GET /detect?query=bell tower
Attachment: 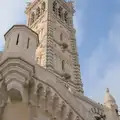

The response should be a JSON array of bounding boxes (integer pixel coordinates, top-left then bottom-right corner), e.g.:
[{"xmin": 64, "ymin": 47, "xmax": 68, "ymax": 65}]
[{"xmin": 25, "ymin": 0, "xmax": 84, "ymax": 94}]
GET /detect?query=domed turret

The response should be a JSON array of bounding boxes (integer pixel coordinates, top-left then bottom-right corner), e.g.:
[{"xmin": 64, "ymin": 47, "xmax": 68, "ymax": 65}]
[{"xmin": 104, "ymin": 88, "xmax": 118, "ymax": 110}]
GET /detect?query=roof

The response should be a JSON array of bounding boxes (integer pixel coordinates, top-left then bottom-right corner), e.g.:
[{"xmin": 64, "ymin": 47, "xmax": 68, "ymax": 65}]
[
  {"xmin": 4, "ymin": 25, "xmax": 39, "ymax": 46},
  {"xmin": 104, "ymin": 88, "xmax": 116, "ymax": 104}
]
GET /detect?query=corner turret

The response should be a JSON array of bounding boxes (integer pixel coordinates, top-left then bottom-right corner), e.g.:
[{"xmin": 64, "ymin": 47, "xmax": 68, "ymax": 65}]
[
  {"xmin": 2, "ymin": 25, "xmax": 39, "ymax": 64},
  {"xmin": 104, "ymin": 88, "xmax": 118, "ymax": 110}
]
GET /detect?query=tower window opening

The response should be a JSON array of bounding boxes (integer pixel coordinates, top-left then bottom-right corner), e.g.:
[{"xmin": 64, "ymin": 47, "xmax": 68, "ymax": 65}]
[
  {"xmin": 53, "ymin": 1, "xmax": 57, "ymax": 14},
  {"xmin": 42, "ymin": 2, "xmax": 46, "ymax": 13},
  {"xmin": 36, "ymin": 7, "xmax": 40, "ymax": 19},
  {"xmin": 31, "ymin": 12, "xmax": 35, "ymax": 24},
  {"xmin": 27, "ymin": 38, "xmax": 30, "ymax": 49},
  {"xmin": 16, "ymin": 34, "xmax": 19, "ymax": 45},
  {"xmin": 62, "ymin": 60, "xmax": 65, "ymax": 71},
  {"xmin": 58, "ymin": 7, "xmax": 63, "ymax": 19},
  {"xmin": 64, "ymin": 11, "xmax": 68, "ymax": 23}
]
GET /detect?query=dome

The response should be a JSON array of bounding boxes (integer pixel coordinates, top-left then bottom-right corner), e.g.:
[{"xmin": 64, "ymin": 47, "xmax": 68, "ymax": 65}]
[{"xmin": 104, "ymin": 88, "xmax": 116, "ymax": 105}]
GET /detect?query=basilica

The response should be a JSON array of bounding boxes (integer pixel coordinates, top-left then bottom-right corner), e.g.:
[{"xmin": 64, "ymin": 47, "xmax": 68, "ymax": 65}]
[{"xmin": 0, "ymin": 0, "xmax": 119, "ymax": 120}]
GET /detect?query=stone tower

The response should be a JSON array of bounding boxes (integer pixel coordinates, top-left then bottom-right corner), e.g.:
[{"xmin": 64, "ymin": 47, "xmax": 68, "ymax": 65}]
[
  {"xmin": 25, "ymin": 0, "xmax": 84, "ymax": 94},
  {"xmin": 0, "ymin": 1, "xmax": 120, "ymax": 120}
]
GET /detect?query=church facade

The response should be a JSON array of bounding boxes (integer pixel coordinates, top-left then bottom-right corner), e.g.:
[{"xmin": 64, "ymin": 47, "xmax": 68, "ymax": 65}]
[{"xmin": 0, "ymin": 0, "xmax": 119, "ymax": 120}]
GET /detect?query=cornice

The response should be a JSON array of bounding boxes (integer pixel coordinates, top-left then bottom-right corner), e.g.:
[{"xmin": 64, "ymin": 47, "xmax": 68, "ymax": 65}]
[{"xmin": 0, "ymin": 58, "xmax": 35, "ymax": 74}]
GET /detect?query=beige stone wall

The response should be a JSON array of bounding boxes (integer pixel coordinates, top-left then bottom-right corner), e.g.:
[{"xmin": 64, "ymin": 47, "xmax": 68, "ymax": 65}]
[{"xmin": 3, "ymin": 103, "xmax": 30, "ymax": 120}]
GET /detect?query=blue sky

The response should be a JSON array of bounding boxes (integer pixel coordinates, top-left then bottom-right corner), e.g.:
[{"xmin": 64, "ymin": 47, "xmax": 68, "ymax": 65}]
[{"xmin": 0, "ymin": 0, "xmax": 120, "ymax": 106}]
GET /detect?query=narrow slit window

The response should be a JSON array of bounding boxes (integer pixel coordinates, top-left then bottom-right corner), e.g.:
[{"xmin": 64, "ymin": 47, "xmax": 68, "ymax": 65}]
[
  {"xmin": 16, "ymin": 34, "xmax": 19, "ymax": 45},
  {"xmin": 60, "ymin": 33, "xmax": 63, "ymax": 41},
  {"xmin": 62, "ymin": 60, "xmax": 65, "ymax": 71},
  {"xmin": 7, "ymin": 38, "xmax": 10, "ymax": 48},
  {"xmin": 27, "ymin": 38, "xmax": 30, "ymax": 49}
]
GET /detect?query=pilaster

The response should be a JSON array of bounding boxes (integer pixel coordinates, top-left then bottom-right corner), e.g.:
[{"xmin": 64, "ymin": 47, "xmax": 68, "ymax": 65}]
[
  {"xmin": 70, "ymin": 30, "xmax": 84, "ymax": 94},
  {"xmin": 46, "ymin": 12, "xmax": 54, "ymax": 71}
]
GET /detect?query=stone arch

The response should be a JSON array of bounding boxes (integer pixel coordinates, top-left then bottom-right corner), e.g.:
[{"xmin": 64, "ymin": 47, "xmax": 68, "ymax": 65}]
[
  {"xmin": 44, "ymin": 87, "xmax": 52, "ymax": 112},
  {"xmin": 52, "ymin": 93, "xmax": 59, "ymax": 112},
  {"xmin": 8, "ymin": 88, "xmax": 22, "ymax": 103},
  {"xmin": 75, "ymin": 116, "xmax": 81, "ymax": 120},
  {"xmin": 67, "ymin": 110, "xmax": 74, "ymax": 120},
  {"xmin": 60, "ymin": 101, "xmax": 67, "ymax": 119},
  {"xmin": 7, "ymin": 81, "xmax": 24, "ymax": 102},
  {"xmin": 36, "ymin": 83, "xmax": 44, "ymax": 103},
  {"xmin": 31, "ymin": 82, "xmax": 89, "ymax": 120}
]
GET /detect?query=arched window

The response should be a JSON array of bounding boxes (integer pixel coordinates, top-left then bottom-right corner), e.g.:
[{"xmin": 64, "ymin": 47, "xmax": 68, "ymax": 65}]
[
  {"xmin": 58, "ymin": 7, "xmax": 63, "ymax": 18},
  {"xmin": 64, "ymin": 11, "xmax": 68, "ymax": 23},
  {"xmin": 53, "ymin": 1, "xmax": 57, "ymax": 14},
  {"xmin": 41, "ymin": 2, "xmax": 46, "ymax": 13},
  {"xmin": 31, "ymin": 12, "xmax": 35, "ymax": 24},
  {"xmin": 60, "ymin": 33, "xmax": 63, "ymax": 41},
  {"xmin": 36, "ymin": 7, "xmax": 40, "ymax": 19},
  {"xmin": 62, "ymin": 60, "xmax": 65, "ymax": 71}
]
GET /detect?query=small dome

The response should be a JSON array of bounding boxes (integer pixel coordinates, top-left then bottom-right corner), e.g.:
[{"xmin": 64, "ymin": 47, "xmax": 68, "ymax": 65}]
[{"xmin": 104, "ymin": 88, "xmax": 116, "ymax": 105}]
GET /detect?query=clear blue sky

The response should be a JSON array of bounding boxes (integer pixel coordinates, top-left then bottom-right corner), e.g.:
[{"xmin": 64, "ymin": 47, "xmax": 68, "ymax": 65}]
[{"xmin": 0, "ymin": 0, "xmax": 120, "ymax": 106}]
